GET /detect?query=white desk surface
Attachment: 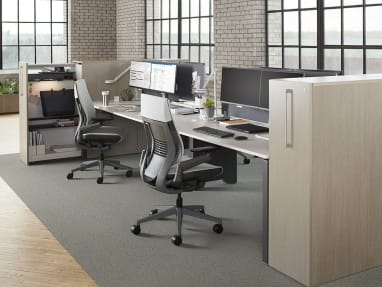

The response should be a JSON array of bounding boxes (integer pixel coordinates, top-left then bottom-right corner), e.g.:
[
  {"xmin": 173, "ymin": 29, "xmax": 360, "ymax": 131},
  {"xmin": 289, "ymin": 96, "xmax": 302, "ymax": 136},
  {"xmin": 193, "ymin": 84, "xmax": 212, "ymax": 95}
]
[{"xmin": 95, "ymin": 102, "xmax": 269, "ymax": 159}]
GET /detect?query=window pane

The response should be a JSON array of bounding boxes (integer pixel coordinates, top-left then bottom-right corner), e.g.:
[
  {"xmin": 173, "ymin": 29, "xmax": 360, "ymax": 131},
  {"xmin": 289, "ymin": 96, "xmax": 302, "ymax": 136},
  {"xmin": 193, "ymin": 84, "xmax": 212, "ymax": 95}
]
[
  {"xmin": 191, "ymin": 0, "xmax": 199, "ymax": 17},
  {"xmin": 344, "ymin": 8, "xmax": 363, "ymax": 45},
  {"xmin": 147, "ymin": 0, "xmax": 153, "ymax": 19},
  {"xmin": 366, "ymin": 6, "xmax": 382, "ymax": 45},
  {"xmin": 200, "ymin": 18, "xmax": 210, "ymax": 43},
  {"xmin": 2, "ymin": 0, "xmax": 18, "ymax": 22},
  {"xmin": 154, "ymin": 21, "xmax": 161, "ymax": 44},
  {"xmin": 20, "ymin": 46, "xmax": 35, "ymax": 64},
  {"xmin": 366, "ymin": 0, "xmax": 382, "ymax": 3},
  {"xmin": 19, "ymin": 0, "xmax": 35, "ymax": 22},
  {"xmin": 36, "ymin": 46, "xmax": 51, "ymax": 64},
  {"xmin": 147, "ymin": 22, "xmax": 153, "ymax": 44},
  {"xmin": 162, "ymin": 45, "xmax": 169, "ymax": 58},
  {"xmin": 3, "ymin": 46, "xmax": 18, "ymax": 69},
  {"xmin": 367, "ymin": 50, "xmax": 382, "ymax": 73},
  {"xmin": 181, "ymin": 46, "xmax": 189, "ymax": 59},
  {"xmin": 301, "ymin": 48, "xmax": 317, "ymax": 69},
  {"xmin": 182, "ymin": 19, "xmax": 189, "ymax": 43},
  {"xmin": 200, "ymin": 46, "xmax": 210, "ymax": 74},
  {"xmin": 301, "ymin": 0, "xmax": 316, "ymax": 8},
  {"xmin": 154, "ymin": 0, "xmax": 161, "ymax": 19},
  {"xmin": 324, "ymin": 0, "xmax": 341, "ymax": 7},
  {"xmin": 154, "ymin": 46, "xmax": 161, "ymax": 58},
  {"xmin": 170, "ymin": 45, "xmax": 178, "ymax": 59},
  {"xmin": 36, "ymin": 0, "xmax": 51, "ymax": 22},
  {"xmin": 211, "ymin": 18, "xmax": 214, "ymax": 44},
  {"xmin": 52, "ymin": 0, "xmax": 66, "ymax": 22},
  {"xmin": 284, "ymin": 0, "xmax": 298, "ymax": 9},
  {"xmin": 2, "ymin": 23, "xmax": 18, "ymax": 45},
  {"xmin": 284, "ymin": 12, "xmax": 299, "ymax": 45},
  {"xmin": 344, "ymin": 49, "xmax": 363, "ymax": 75},
  {"xmin": 162, "ymin": 0, "xmax": 169, "ymax": 18},
  {"xmin": 146, "ymin": 45, "xmax": 154, "ymax": 59},
  {"xmin": 325, "ymin": 9, "xmax": 341, "ymax": 45},
  {"xmin": 190, "ymin": 18, "xmax": 199, "ymax": 43},
  {"xmin": 201, "ymin": 0, "xmax": 210, "ymax": 16},
  {"xmin": 170, "ymin": 0, "xmax": 178, "ymax": 18},
  {"xmin": 162, "ymin": 20, "xmax": 169, "ymax": 44},
  {"xmin": 182, "ymin": 0, "xmax": 189, "ymax": 17},
  {"xmin": 36, "ymin": 23, "xmax": 51, "ymax": 45},
  {"xmin": 284, "ymin": 48, "xmax": 299, "ymax": 69},
  {"xmin": 324, "ymin": 49, "xmax": 341, "ymax": 71},
  {"xmin": 19, "ymin": 23, "xmax": 35, "ymax": 45},
  {"xmin": 268, "ymin": 0, "xmax": 281, "ymax": 11},
  {"xmin": 210, "ymin": 46, "xmax": 214, "ymax": 73},
  {"xmin": 190, "ymin": 46, "xmax": 199, "ymax": 62},
  {"xmin": 268, "ymin": 12, "xmax": 282, "ymax": 45},
  {"xmin": 301, "ymin": 10, "xmax": 317, "ymax": 46},
  {"xmin": 52, "ymin": 23, "xmax": 66, "ymax": 45},
  {"xmin": 343, "ymin": 0, "xmax": 362, "ymax": 5},
  {"xmin": 268, "ymin": 47, "xmax": 282, "ymax": 68},
  {"xmin": 52, "ymin": 46, "xmax": 67, "ymax": 63},
  {"xmin": 170, "ymin": 20, "xmax": 178, "ymax": 44}
]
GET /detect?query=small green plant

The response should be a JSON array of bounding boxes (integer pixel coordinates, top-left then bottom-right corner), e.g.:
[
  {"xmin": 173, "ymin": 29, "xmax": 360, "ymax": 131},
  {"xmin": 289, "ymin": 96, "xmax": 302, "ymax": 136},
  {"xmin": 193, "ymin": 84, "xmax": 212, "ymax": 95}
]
[
  {"xmin": 0, "ymin": 80, "xmax": 18, "ymax": 96},
  {"xmin": 203, "ymin": 98, "xmax": 214, "ymax": 108}
]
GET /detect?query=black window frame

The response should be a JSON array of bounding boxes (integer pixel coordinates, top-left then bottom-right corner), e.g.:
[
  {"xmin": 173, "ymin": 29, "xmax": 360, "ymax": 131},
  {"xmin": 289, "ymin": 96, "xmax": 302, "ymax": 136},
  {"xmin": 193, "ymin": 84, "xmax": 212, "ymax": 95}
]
[
  {"xmin": 1, "ymin": 0, "xmax": 69, "ymax": 70},
  {"xmin": 145, "ymin": 0, "xmax": 214, "ymax": 74},
  {"xmin": 266, "ymin": 0, "xmax": 382, "ymax": 74}
]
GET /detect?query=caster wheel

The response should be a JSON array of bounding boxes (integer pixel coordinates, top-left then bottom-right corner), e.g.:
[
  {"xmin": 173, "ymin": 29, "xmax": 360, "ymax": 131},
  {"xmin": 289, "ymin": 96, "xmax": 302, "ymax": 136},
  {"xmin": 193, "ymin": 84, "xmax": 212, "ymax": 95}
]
[
  {"xmin": 67, "ymin": 173, "xmax": 73, "ymax": 180},
  {"xmin": 213, "ymin": 224, "xmax": 223, "ymax": 234},
  {"xmin": 126, "ymin": 170, "xmax": 133, "ymax": 177},
  {"xmin": 197, "ymin": 181, "xmax": 206, "ymax": 189},
  {"xmin": 243, "ymin": 158, "xmax": 251, "ymax": 165},
  {"xmin": 199, "ymin": 209, "xmax": 205, "ymax": 214},
  {"xmin": 130, "ymin": 225, "xmax": 141, "ymax": 235},
  {"xmin": 171, "ymin": 235, "xmax": 182, "ymax": 246},
  {"xmin": 149, "ymin": 209, "xmax": 158, "ymax": 215},
  {"xmin": 114, "ymin": 167, "xmax": 119, "ymax": 170},
  {"xmin": 97, "ymin": 177, "xmax": 103, "ymax": 184}
]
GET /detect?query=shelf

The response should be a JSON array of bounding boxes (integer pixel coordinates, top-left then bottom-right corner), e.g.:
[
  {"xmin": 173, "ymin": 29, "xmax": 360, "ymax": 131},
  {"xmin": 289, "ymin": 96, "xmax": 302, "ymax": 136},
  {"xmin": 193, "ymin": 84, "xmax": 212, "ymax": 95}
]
[{"xmin": 28, "ymin": 149, "xmax": 81, "ymax": 163}]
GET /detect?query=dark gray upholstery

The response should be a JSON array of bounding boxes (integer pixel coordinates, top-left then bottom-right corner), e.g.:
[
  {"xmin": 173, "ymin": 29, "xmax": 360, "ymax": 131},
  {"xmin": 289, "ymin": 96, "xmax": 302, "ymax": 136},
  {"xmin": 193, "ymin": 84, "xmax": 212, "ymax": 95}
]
[
  {"xmin": 131, "ymin": 93, "xmax": 224, "ymax": 245},
  {"xmin": 67, "ymin": 79, "xmax": 132, "ymax": 184}
]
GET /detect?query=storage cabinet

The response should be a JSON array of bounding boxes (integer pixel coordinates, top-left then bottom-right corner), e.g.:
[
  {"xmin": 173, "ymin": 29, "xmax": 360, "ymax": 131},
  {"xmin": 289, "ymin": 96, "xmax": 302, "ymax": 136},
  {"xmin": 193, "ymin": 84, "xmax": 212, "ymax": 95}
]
[
  {"xmin": 19, "ymin": 62, "xmax": 80, "ymax": 164},
  {"xmin": 269, "ymin": 76, "xmax": 382, "ymax": 286}
]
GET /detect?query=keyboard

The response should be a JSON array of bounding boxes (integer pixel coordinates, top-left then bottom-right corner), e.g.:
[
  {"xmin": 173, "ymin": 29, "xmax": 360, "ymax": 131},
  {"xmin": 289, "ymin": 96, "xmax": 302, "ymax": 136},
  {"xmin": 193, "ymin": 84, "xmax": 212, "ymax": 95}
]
[
  {"xmin": 226, "ymin": 123, "xmax": 268, "ymax": 134},
  {"xmin": 193, "ymin": 126, "xmax": 234, "ymax": 138}
]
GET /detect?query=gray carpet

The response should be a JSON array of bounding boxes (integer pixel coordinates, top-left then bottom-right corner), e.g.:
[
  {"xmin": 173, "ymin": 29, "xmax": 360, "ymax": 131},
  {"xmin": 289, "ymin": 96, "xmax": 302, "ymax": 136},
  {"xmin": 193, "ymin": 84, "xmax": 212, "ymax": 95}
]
[{"xmin": 0, "ymin": 153, "xmax": 382, "ymax": 287}]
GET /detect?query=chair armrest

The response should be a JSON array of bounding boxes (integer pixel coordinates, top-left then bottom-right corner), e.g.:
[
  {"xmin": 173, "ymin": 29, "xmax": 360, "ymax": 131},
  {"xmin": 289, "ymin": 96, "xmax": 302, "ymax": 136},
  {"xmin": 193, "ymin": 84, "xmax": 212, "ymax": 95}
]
[
  {"xmin": 190, "ymin": 146, "xmax": 218, "ymax": 153},
  {"xmin": 79, "ymin": 122, "xmax": 101, "ymax": 133}
]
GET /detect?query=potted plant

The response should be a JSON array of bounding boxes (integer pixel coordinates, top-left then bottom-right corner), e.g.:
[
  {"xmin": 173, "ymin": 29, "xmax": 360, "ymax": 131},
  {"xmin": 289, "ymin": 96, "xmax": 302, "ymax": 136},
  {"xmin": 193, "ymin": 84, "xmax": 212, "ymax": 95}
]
[
  {"xmin": 202, "ymin": 97, "xmax": 215, "ymax": 119},
  {"xmin": 0, "ymin": 80, "xmax": 19, "ymax": 114}
]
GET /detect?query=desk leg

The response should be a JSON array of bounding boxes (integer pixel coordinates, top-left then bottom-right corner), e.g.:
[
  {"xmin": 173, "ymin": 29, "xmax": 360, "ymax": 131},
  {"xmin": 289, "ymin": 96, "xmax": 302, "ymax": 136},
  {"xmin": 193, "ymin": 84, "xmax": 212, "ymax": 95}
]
[{"xmin": 262, "ymin": 158, "xmax": 269, "ymax": 263}]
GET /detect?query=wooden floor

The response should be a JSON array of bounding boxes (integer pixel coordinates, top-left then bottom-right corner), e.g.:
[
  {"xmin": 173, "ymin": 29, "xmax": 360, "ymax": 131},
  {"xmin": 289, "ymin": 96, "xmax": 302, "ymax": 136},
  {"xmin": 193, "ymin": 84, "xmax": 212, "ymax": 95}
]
[
  {"xmin": 0, "ymin": 176, "xmax": 99, "ymax": 287},
  {"xmin": 0, "ymin": 113, "xmax": 19, "ymax": 155}
]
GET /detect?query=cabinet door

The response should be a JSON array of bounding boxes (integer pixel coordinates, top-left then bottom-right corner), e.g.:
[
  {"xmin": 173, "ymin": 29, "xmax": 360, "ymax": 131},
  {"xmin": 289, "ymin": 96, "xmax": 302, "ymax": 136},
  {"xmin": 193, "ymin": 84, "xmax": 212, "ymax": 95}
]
[{"xmin": 268, "ymin": 80, "xmax": 312, "ymax": 286}]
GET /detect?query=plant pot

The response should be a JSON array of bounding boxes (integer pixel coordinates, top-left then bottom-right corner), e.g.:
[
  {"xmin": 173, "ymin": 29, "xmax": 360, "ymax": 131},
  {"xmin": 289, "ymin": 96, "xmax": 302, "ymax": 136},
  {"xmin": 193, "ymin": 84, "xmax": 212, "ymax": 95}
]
[
  {"xmin": 0, "ymin": 93, "xmax": 19, "ymax": 114},
  {"xmin": 205, "ymin": 107, "xmax": 214, "ymax": 118}
]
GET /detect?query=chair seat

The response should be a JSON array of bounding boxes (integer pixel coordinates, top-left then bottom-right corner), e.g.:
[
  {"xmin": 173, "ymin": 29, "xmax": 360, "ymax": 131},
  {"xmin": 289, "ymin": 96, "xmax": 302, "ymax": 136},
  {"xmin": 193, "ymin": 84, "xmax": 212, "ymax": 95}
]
[
  {"xmin": 168, "ymin": 156, "xmax": 223, "ymax": 184},
  {"xmin": 82, "ymin": 126, "xmax": 123, "ymax": 145}
]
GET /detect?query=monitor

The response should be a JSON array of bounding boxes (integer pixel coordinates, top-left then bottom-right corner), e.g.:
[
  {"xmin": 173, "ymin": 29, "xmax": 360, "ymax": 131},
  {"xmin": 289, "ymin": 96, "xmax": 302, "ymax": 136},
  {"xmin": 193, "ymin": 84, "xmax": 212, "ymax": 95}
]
[
  {"xmin": 150, "ymin": 62, "xmax": 177, "ymax": 94},
  {"xmin": 259, "ymin": 70, "xmax": 304, "ymax": 109},
  {"xmin": 129, "ymin": 61, "xmax": 152, "ymax": 89},
  {"xmin": 175, "ymin": 63, "xmax": 194, "ymax": 100},
  {"xmin": 40, "ymin": 89, "xmax": 75, "ymax": 117},
  {"xmin": 221, "ymin": 67, "xmax": 262, "ymax": 108}
]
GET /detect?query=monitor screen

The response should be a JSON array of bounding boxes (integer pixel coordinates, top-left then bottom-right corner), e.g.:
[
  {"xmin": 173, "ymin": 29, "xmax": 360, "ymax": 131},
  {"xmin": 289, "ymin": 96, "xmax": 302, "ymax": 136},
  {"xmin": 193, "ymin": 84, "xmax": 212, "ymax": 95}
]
[
  {"xmin": 221, "ymin": 67, "xmax": 262, "ymax": 108},
  {"xmin": 175, "ymin": 63, "xmax": 194, "ymax": 100},
  {"xmin": 259, "ymin": 70, "xmax": 304, "ymax": 109},
  {"xmin": 40, "ymin": 89, "xmax": 75, "ymax": 117},
  {"xmin": 150, "ymin": 62, "xmax": 177, "ymax": 94}
]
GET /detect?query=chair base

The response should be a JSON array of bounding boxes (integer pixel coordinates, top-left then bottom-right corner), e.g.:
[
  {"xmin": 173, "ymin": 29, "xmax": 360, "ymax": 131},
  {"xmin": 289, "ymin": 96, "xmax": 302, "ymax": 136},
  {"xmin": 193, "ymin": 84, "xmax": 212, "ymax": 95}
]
[
  {"xmin": 131, "ymin": 194, "xmax": 223, "ymax": 245},
  {"xmin": 67, "ymin": 151, "xmax": 133, "ymax": 183}
]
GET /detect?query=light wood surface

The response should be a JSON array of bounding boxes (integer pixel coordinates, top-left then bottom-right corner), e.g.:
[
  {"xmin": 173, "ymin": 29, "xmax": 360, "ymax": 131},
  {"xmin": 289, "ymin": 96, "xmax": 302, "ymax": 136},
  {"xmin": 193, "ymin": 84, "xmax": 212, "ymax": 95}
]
[
  {"xmin": 0, "ymin": 114, "xmax": 19, "ymax": 155},
  {"xmin": 95, "ymin": 102, "xmax": 270, "ymax": 159},
  {"xmin": 0, "ymin": 177, "xmax": 98, "ymax": 287},
  {"xmin": 269, "ymin": 81, "xmax": 312, "ymax": 286}
]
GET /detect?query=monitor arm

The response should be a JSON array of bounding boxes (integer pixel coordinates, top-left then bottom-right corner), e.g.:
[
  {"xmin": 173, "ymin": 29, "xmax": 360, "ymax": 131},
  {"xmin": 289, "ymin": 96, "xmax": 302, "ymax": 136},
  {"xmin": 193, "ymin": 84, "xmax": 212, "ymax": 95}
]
[{"xmin": 104, "ymin": 66, "xmax": 131, "ymax": 85}]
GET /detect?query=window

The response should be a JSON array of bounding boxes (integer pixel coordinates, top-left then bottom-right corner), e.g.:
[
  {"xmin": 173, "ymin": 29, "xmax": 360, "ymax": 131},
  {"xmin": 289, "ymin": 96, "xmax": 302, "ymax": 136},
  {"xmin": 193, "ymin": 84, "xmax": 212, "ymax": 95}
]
[
  {"xmin": 266, "ymin": 0, "xmax": 382, "ymax": 74},
  {"xmin": 2, "ymin": 0, "xmax": 68, "ymax": 69},
  {"xmin": 145, "ymin": 0, "xmax": 214, "ymax": 73}
]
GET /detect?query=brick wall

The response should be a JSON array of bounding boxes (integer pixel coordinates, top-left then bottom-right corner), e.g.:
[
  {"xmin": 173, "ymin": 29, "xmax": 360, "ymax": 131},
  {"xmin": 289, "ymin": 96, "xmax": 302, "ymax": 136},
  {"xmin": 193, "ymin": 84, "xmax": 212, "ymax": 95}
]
[
  {"xmin": 214, "ymin": 0, "xmax": 266, "ymax": 96},
  {"xmin": 70, "ymin": 0, "xmax": 117, "ymax": 61},
  {"xmin": 116, "ymin": 0, "xmax": 145, "ymax": 60}
]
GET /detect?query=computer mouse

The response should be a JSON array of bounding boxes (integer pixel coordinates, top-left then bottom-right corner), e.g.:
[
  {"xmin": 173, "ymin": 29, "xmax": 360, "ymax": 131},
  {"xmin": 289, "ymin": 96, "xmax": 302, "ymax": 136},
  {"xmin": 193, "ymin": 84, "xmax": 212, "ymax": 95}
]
[{"xmin": 234, "ymin": 135, "xmax": 248, "ymax": 141}]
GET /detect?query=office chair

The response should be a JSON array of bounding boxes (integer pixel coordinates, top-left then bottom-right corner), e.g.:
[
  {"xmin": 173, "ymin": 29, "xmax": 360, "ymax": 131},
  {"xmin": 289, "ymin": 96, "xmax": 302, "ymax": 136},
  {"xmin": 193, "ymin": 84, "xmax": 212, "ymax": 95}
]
[
  {"xmin": 130, "ymin": 93, "xmax": 223, "ymax": 246},
  {"xmin": 66, "ymin": 79, "xmax": 133, "ymax": 184}
]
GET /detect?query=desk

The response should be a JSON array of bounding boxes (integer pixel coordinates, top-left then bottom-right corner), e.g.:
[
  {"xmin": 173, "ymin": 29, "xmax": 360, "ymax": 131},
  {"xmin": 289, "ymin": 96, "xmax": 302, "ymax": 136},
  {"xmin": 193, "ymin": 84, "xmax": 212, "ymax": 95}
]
[{"xmin": 95, "ymin": 101, "xmax": 270, "ymax": 262}]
